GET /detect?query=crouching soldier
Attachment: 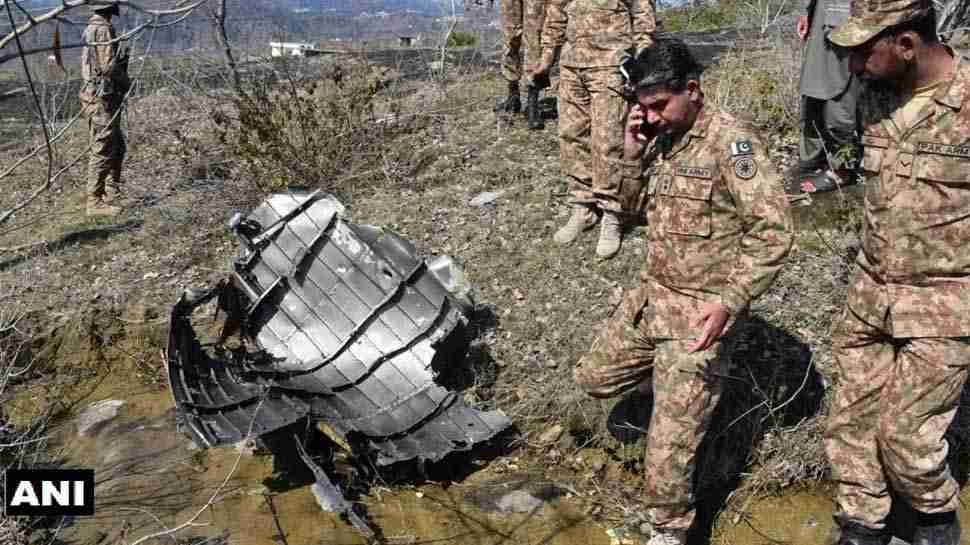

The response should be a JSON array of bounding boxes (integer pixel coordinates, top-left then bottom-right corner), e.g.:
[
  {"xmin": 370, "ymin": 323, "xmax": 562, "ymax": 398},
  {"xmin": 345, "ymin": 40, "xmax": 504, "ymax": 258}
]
[{"xmin": 572, "ymin": 37, "xmax": 794, "ymax": 545}]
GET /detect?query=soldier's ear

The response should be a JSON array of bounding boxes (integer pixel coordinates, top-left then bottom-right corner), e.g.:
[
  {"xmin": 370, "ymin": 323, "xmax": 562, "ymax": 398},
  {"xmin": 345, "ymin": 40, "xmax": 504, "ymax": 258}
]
[
  {"xmin": 686, "ymin": 79, "xmax": 701, "ymax": 102},
  {"xmin": 894, "ymin": 32, "xmax": 918, "ymax": 62}
]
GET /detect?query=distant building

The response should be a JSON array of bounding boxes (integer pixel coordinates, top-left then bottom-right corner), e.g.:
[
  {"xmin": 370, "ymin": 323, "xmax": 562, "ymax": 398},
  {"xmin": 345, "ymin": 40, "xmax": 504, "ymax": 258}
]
[
  {"xmin": 399, "ymin": 36, "xmax": 414, "ymax": 47},
  {"xmin": 269, "ymin": 42, "xmax": 318, "ymax": 57}
]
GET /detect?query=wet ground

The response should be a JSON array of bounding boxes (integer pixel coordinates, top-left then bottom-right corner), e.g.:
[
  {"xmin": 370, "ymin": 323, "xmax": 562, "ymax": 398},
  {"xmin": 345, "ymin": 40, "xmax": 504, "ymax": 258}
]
[{"xmin": 12, "ymin": 321, "xmax": 968, "ymax": 545}]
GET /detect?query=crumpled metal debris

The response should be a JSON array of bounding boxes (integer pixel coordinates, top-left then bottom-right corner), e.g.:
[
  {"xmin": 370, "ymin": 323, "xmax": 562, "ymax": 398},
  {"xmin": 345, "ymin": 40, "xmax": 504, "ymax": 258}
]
[{"xmin": 167, "ymin": 190, "xmax": 510, "ymax": 523}]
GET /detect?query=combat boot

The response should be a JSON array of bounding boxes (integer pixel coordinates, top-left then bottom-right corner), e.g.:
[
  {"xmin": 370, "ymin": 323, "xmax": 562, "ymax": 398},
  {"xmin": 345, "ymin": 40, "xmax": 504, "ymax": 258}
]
[
  {"xmin": 596, "ymin": 210, "xmax": 622, "ymax": 258},
  {"xmin": 494, "ymin": 81, "xmax": 521, "ymax": 114},
  {"xmin": 526, "ymin": 84, "xmax": 544, "ymax": 130},
  {"xmin": 553, "ymin": 205, "xmax": 598, "ymax": 244},
  {"xmin": 832, "ymin": 519, "xmax": 890, "ymax": 545},
  {"xmin": 912, "ymin": 511, "xmax": 960, "ymax": 545},
  {"xmin": 86, "ymin": 197, "xmax": 121, "ymax": 217}
]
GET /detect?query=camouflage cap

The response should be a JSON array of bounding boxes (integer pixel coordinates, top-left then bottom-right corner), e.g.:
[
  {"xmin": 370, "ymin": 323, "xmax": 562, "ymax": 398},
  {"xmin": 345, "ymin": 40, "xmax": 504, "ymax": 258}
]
[{"xmin": 829, "ymin": 0, "xmax": 932, "ymax": 48}]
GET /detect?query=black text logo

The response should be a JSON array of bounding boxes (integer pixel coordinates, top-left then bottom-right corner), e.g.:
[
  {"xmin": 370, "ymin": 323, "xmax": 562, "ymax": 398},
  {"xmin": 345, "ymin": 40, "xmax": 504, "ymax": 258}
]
[{"xmin": 4, "ymin": 469, "xmax": 94, "ymax": 516}]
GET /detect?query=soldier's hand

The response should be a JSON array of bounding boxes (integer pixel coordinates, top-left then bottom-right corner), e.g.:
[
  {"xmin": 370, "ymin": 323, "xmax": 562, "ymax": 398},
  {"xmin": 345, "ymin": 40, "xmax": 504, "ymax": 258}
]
[
  {"xmin": 796, "ymin": 16, "xmax": 809, "ymax": 41},
  {"xmin": 624, "ymin": 104, "xmax": 649, "ymax": 160},
  {"xmin": 688, "ymin": 302, "xmax": 730, "ymax": 353},
  {"xmin": 531, "ymin": 60, "xmax": 552, "ymax": 81}
]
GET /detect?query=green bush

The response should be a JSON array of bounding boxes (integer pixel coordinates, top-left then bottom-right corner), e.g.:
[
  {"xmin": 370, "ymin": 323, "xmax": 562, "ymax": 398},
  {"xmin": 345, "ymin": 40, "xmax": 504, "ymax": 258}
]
[
  {"xmin": 661, "ymin": 3, "xmax": 740, "ymax": 32},
  {"xmin": 706, "ymin": 35, "xmax": 801, "ymax": 134},
  {"xmin": 214, "ymin": 62, "xmax": 395, "ymax": 193},
  {"xmin": 447, "ymin": 31, "xmax": 477, "ymax": 48}
]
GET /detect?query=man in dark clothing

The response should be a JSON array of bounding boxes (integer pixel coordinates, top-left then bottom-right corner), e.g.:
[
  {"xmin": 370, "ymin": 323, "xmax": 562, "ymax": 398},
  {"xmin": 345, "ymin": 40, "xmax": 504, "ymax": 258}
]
[{"xmin": 792, "ymin": 0, "xmax": 862, "ymax": 195}]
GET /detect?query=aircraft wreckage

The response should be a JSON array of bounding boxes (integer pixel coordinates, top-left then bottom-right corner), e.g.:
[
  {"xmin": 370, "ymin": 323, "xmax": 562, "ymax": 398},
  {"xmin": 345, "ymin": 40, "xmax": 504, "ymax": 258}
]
[{"xmin": 167, "ymin": 190, "xmax": 510, "ymax": 533}]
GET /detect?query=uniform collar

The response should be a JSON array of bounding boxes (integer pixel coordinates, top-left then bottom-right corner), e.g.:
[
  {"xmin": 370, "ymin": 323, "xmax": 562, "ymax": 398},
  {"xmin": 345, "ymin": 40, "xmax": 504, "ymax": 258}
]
[
  {"xmin": 933, "ymin": 52, "xmax": 964, "ymax": 112},
  {"xmin": 687, "ymin": 102, "xmax": 713, "ymax": 139},
  {"xmin": 662, "ymin": 103, "xmax": 711, "ymax": 158}
]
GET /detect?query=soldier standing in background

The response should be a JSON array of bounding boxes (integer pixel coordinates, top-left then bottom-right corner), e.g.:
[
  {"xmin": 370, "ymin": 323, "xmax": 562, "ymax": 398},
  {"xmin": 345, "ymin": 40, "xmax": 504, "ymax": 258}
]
[
  {"xmin": 573, "ymin": 38, "xmax": 793, "ymax": 545},
  {"xmin": 531, "ymin": 0, "xmax": 655, "ymax": 258},
  {"xmin": 496, "ymin": 0, "xmax": 552, "ymax": 130},
  {"xmin": 790, "ymin": 0, "xmax": 862, "ymax": 196},
  {"xmin": 823, "ymin": 1, "xmax": 969, "ymax": 544},
  {"xmin": 80, "ymin": 3, "xmax": 130, "ymax": 217}
]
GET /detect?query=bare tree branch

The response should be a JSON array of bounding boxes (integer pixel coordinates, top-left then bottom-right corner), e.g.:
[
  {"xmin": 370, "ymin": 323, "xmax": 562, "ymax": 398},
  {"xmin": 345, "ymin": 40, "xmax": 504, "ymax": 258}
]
[
  {"xmin": 0, "ymin": 0, "xmax": 205, "ymax": 53},
  {"xmin": 207, "ymin": 0, "xmax": 241, "ymax": 93},
  {"xmin": 125, "ymin": 396, "xmax": 267, "ymax": 545},
  {"xmin": 3, "ymin": 0, "xmax": 55, "ymax": 232}
]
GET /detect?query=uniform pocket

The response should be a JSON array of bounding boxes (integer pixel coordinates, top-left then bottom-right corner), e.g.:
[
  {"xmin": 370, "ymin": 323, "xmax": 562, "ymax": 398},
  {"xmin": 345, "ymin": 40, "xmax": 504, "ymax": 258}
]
[
  {"xmin": 916, "ymin": 154, "xmax": 970, "ymax": 184},
  {"xmin": 661, "ymin": 176, "xmax": 714, "ymax": 237},
  {"xmin": 861, "ymin": 134, "xmax": 888, "ymax": 176}
]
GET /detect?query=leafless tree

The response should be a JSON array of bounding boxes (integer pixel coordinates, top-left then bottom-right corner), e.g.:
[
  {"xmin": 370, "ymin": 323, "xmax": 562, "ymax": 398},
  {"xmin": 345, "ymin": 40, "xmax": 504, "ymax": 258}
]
[{"xmin": 0, "ymin": 0, "xmax": 205, "ymax": 236}]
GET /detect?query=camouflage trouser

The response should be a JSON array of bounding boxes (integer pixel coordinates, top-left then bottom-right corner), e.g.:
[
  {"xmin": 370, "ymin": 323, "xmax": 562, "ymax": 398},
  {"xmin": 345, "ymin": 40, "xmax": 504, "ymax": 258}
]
[
  {"xmin": 558, "ymin": 65, "xmax": 627, "ymax": 212},
  {"xmin": 573, "ymin": 285, "xmax": 725, "ymax": 531},
  {"xmin": 824, "ymin": 303, "xmax": 970, "ymax": 531},
  {"xmin": 86, "ymin": 99, "xmax": 126, "ymax": 203},
  {"xmin": 500, "ymin": 0, "xmax": 549, "ymax": 86}
]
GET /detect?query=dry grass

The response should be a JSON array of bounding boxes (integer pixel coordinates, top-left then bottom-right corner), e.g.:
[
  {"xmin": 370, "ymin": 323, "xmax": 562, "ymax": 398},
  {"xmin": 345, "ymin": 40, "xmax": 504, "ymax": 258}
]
[{"xmin": 707, "ymin": 32, "xmax": 802, "ymax": 135}]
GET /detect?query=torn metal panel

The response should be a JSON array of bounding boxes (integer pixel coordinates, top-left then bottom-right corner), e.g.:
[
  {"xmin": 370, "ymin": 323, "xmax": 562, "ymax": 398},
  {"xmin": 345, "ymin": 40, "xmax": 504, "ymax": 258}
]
[{"xmin": 168, "ymin": 190, "xmax": 510, "ymax": 465}]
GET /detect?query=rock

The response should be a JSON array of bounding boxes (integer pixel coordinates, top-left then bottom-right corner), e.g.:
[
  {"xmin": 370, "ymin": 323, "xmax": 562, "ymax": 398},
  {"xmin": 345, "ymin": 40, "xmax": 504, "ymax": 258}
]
[
  {"xmin": 538, "ymin": 424, "xmax": 564, "ymax": 444},
  {"xmin": 469, "ymin": 190, "xmax": 505, "ymax": 207},
  {"xmin": 606, "ymin": 527, "xmax": 638, "ymax": 545},
  {"xmin": 585, "ymin": 451, "xmax": 608, "ymax": 473},
  {"xmin": 495, "ymin": 489, "xmax": 543, "ymax": 513},
  {"xmin": 311, "ymin": 482, "xmax": 346, "ymax": 513},
  {"xmin": 76, "ymin": 400, "xmax": 126, "ymax": 436}
]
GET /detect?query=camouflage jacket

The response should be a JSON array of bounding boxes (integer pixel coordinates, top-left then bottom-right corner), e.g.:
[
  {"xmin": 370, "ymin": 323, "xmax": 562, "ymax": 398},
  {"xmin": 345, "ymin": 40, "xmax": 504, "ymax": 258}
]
[
  {"xmin": 850, "ymin": 55, "xmax": 970, "ymax": 337},
  {"xmin": 80, "ymin": 14, "xmax": 128, "ymax": 103},
  {"xmin": 540, "ymin": 0, "xmax": 656, "ymax": 68},
  {"xmin": 626, "ymin": 105, "xmax": 794, "ymax": 338}
]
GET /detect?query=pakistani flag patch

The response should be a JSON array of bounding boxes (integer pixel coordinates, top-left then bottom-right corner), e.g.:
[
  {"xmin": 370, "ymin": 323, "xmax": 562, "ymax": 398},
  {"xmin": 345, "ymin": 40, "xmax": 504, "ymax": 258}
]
[{"xmin": 731, "ymin": 139, "xmax": 754, "ymax": 157}]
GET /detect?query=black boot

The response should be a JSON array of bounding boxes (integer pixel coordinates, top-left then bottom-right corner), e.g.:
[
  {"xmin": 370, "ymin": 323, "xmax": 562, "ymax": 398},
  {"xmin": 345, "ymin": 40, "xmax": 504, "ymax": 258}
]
[
  {"xmin": 495, "ymin": 81, "xmax": 521, "ymax": 114},
  {"xmin": 912, "ymin": 511, "xmax": 960, "ymax": 545},
  {"xmin": 834, "ymin": 519, "xmax": 890, "ymax": 545},
  {"xmin": 526, "ymin": 84, "xmax": 544, "ymax": 130}
]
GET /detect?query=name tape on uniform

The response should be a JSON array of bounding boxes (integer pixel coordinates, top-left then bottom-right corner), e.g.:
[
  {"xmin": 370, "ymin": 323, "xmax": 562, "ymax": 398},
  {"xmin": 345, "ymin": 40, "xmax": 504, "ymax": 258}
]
[
  {"xmin": 917, "ymin": 142, "xmax": 970, "ymax": 159},
  {"xmin": 674, "ymin": 166, "xmax": 713, "ymax": 179}
]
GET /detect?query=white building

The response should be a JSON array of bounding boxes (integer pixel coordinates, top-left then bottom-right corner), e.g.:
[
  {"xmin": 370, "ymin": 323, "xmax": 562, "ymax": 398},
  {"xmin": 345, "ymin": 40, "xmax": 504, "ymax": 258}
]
[{"xmin": 269, "ymin": 42, "xmax": 318, "ymax": 57}]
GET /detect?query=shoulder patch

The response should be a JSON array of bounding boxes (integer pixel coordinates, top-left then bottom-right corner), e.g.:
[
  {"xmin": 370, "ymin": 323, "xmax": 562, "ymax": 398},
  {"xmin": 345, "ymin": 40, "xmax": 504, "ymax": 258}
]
[
  {"xmin": 733, "ymin": 156, "xmax": 758, "ymax": 179},
  {"xmin": 730, "ymin": 139, "xmax": 754, "ymax": 157}
]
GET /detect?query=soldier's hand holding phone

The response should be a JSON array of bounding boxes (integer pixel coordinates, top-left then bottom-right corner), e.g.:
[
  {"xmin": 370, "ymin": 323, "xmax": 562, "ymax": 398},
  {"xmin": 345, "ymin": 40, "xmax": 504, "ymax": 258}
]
[{"xmin": 624, "ymin": 104, "xmax": 651, "ymax": 161}]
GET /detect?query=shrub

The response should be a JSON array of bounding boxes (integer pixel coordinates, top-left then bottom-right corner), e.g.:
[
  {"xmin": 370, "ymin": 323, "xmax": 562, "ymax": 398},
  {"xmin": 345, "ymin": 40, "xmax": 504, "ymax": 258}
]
[
  {"xmin": 705, "ymin": 33, "xmax": 801, "ymax": 134},
  {"xmin": 214, "ymin": 60, "xmax": 396, "ymax": 193},
  {"xmin": 446, "ymin": 31, "xmax": 477, "ymax": 48}
]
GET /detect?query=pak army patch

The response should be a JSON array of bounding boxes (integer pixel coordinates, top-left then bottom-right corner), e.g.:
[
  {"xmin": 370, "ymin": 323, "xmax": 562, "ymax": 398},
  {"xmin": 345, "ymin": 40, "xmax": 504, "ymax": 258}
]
[
  {"xmin": 733, "ymin": 156, "xmax": 758, "ymax": 179},
  {"xmin": 730, "ymin": 138, "xmax": 758, "ymax": 179}
]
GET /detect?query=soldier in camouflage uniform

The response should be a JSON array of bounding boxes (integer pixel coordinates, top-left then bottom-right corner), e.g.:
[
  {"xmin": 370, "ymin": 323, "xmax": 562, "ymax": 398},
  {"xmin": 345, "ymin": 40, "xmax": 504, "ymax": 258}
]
[
  {"xmin": 496, "ymin": 0, "xmax": 552, "ymax": 130},
  {"xmin": 823, "ymin": 2, "xmax": 969, "ymax": 544},
  {"xmin": 80, "ymin": 3, "xmax": 129, "ymax": 217},
  {"xmin": 531, "ymin": 0, "xmax": 656, "ymax": 258},
  {"xmin": 572, "ymin": 38, "xmax": 794, "ymax": 545}
]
